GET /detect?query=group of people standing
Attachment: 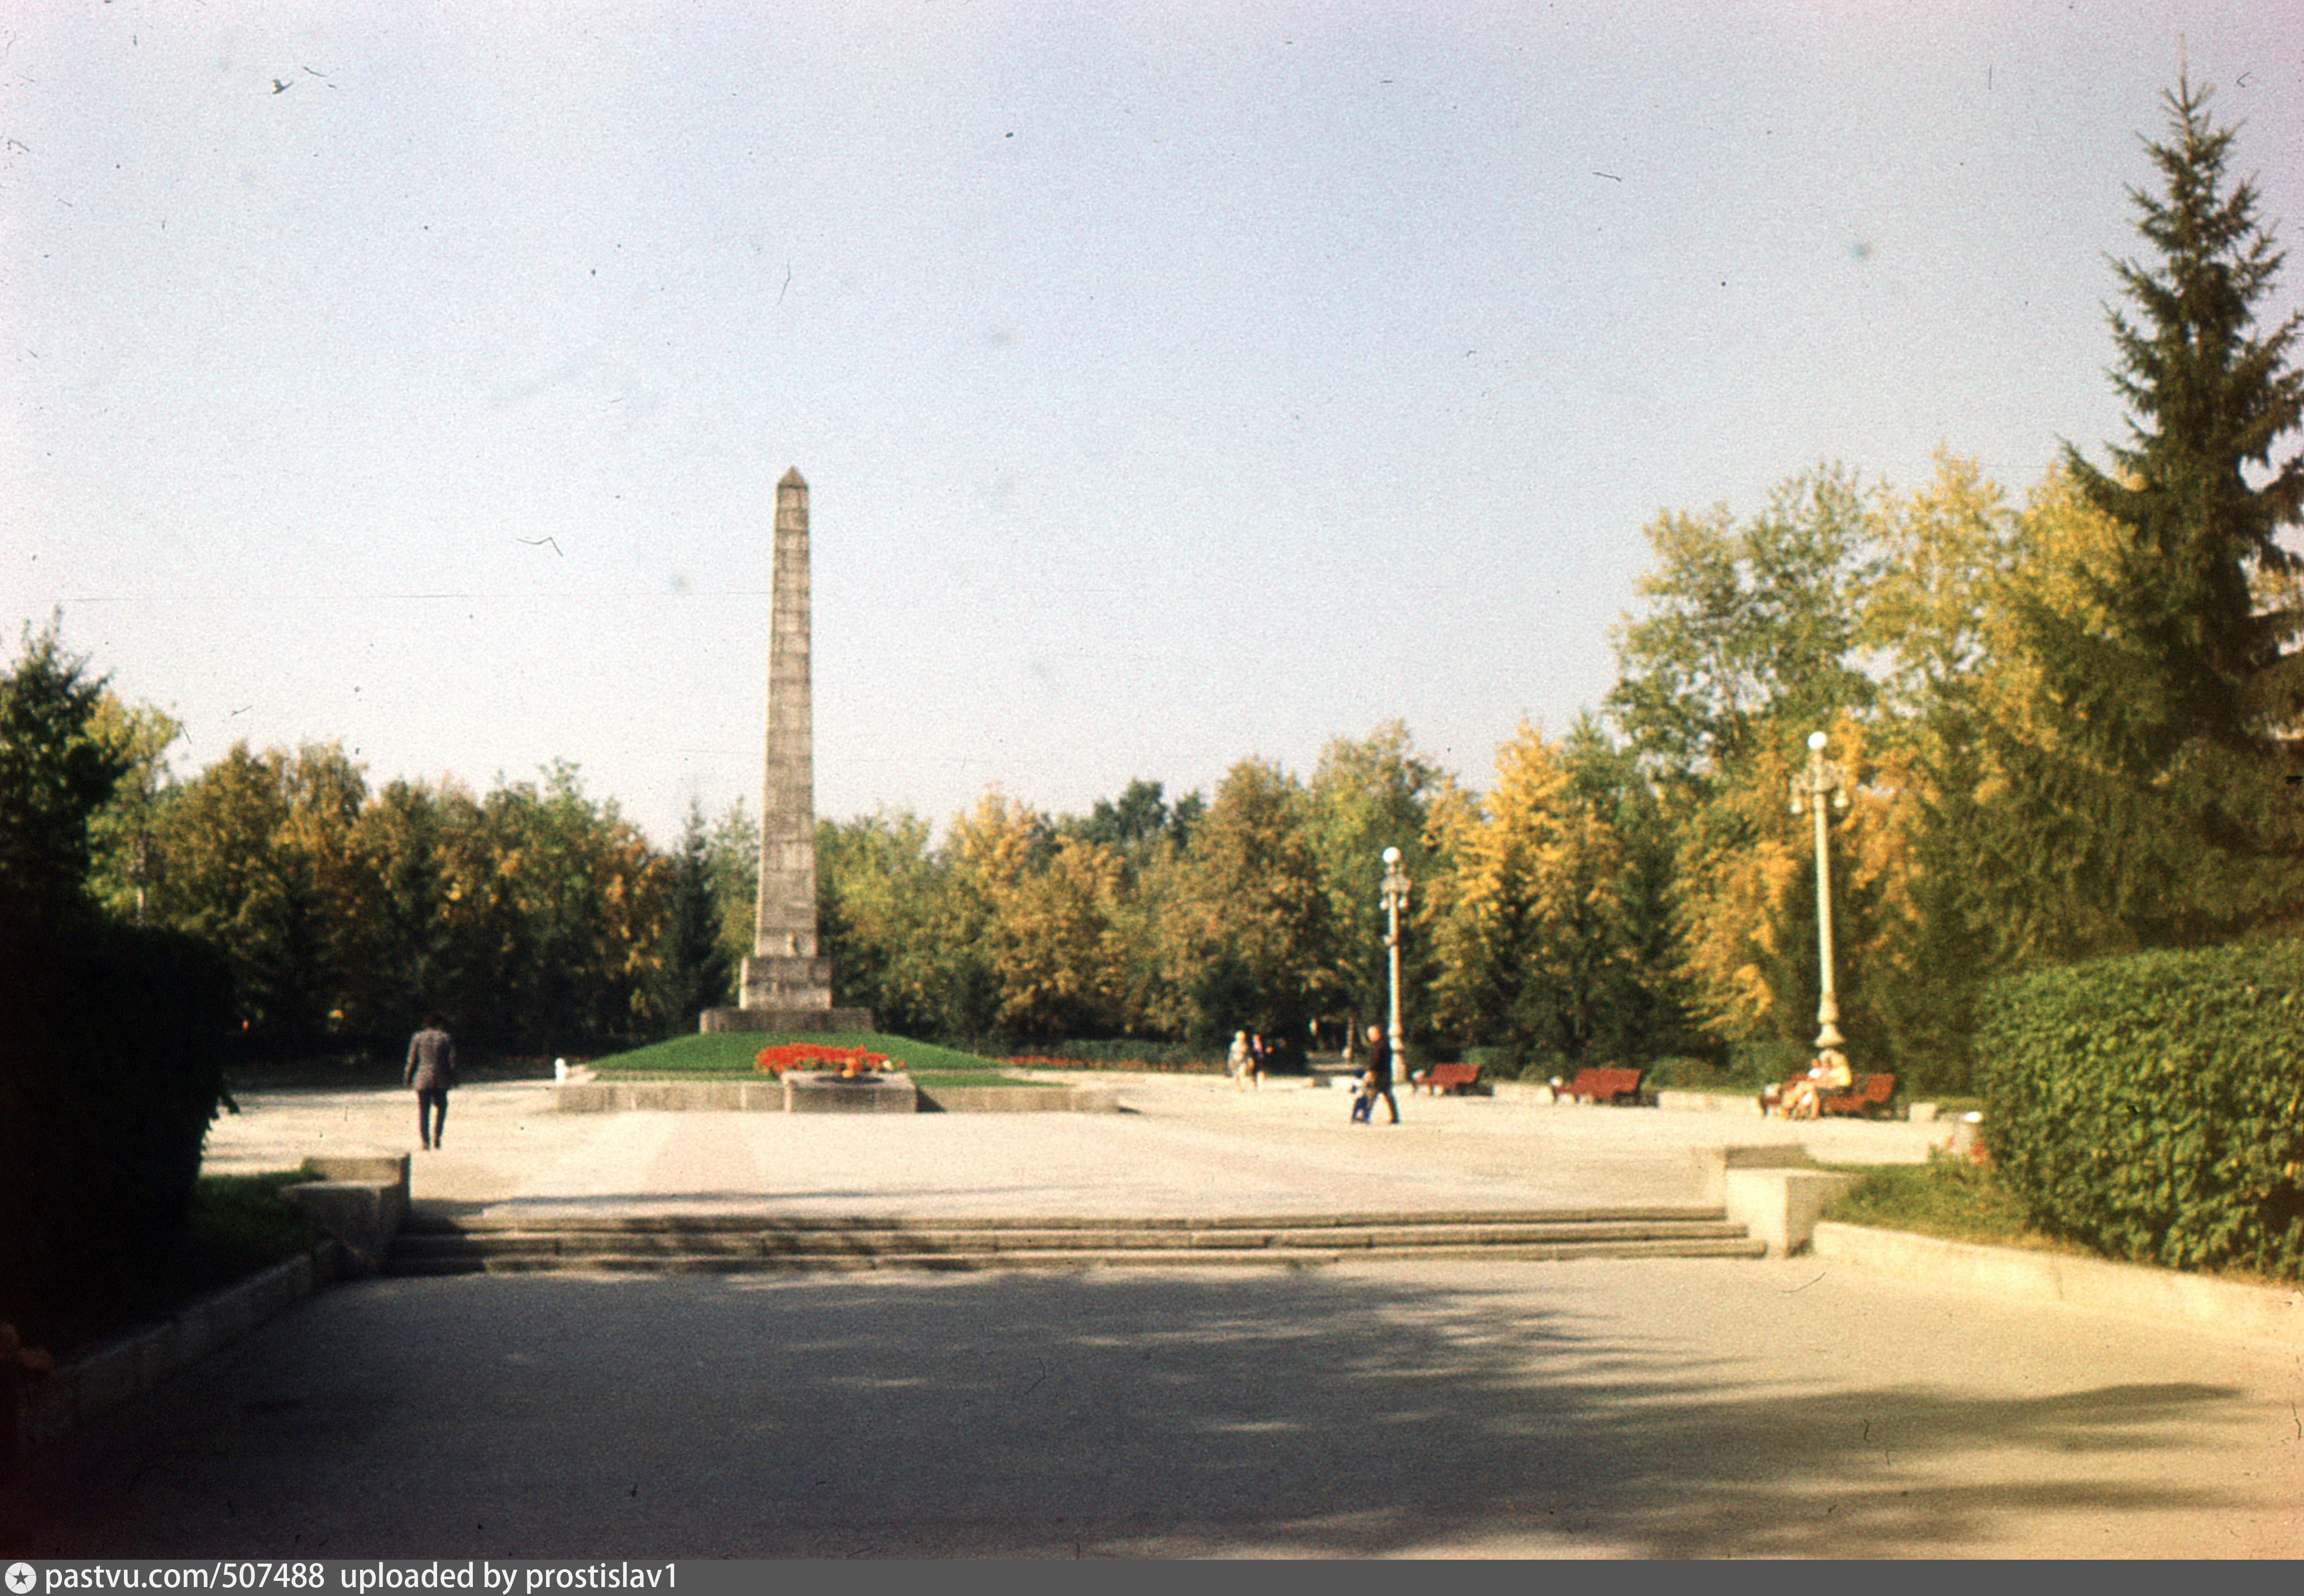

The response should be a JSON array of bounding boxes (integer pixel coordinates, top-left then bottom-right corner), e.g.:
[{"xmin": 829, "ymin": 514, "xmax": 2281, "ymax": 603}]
[
  {"xmin": 1227, "ymin": 1030, "xmax": 1268, "ymax": 1089},
  {"xmin": 1233, "ymin": 1023, "xmax": 1402, "ymax": 1122}
]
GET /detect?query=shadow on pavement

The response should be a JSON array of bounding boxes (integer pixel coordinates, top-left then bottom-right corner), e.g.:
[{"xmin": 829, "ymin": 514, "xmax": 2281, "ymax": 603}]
[{"xmin": 0, "ymin": 1268, "xmax": 2258, "ymax": 1558}]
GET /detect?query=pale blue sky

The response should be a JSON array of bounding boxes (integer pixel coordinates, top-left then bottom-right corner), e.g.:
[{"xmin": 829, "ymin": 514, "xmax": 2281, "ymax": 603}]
[{"xmin": 5, "ymin": 1, "xmax": 2300, "ymax": 844}]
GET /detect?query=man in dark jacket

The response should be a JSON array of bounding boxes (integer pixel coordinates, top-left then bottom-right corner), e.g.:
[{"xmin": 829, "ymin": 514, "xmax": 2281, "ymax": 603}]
[
  {"xmin": 1352, "ymin": 1023, "xmax": 1400, "ymax": 1125},
  {"xmin": 405, "ymin": 1013, "xmax": 457, "ymax": 1150}
]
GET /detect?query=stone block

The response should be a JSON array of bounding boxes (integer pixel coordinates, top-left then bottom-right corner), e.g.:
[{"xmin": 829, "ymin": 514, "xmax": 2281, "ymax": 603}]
[
  {"xmin": 302, "ymin": 1152, "xmax": 410, "ymax": 1187},
  {"xmin": 1724, "ymin": 1168, "xmax": 1860, "ymax": 1257},
  {"xmin": 700, "ymin": 1006, "xmax": 876, "ymax": 1034},
  {"xmin": 279, "ymin": 1179, "xmax": 405, "ymax": 1276},
  {"xmin": 785, "ymin": 1071, "xmax": 918, "ymax": 1113},
  {"xmin": 1692, "ymin": 1143, "xmax": 1816, "ymax": 1206}
]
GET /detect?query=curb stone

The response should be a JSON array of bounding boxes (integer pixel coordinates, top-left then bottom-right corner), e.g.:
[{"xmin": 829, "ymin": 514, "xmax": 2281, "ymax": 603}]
[
  {"xmin": 4, "ymin": 1240, "xmax": 348, "ymax": 1475},
  {"xmin": 1810, "ymin": 1221, "xmax": 2304, "ymax": 1345}
]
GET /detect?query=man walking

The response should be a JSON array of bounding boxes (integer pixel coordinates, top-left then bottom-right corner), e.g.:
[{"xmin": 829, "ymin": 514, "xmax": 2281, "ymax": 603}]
[
  {"xmin": 405, "ymin": 1012, "xmax": 457, "ymax": 1151},
  {"xmin": 1352, "ymin": 1023, "xmax": 1399, "ymax": 1125}
]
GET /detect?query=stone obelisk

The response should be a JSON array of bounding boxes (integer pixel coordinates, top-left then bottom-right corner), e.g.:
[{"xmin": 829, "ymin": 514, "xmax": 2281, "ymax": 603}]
[{"xmin": 700, "ymin": 468, "xmax": 872, "ymax": 1034}]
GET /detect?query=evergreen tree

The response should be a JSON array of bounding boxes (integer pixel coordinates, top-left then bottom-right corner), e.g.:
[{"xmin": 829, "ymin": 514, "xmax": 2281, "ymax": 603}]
[
  {"xmin": 649, "ymin": 802, "xmax": 732, "ymax": 1033},
  {"xmin": 0, "ymin": 621, "xmax": 130, "ymax": 927},
  {"xmin": 2052, "ymin": 73, "xmax": 2303, "ymax": 763},
  {"xmin": 1966, "ymin": 75, "xmax": 2304, "ymax": 957}
]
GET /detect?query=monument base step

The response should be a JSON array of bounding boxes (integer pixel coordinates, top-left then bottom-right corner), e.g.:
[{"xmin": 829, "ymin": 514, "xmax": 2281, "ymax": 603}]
[{"xmin": 698, "ymin": 1007, "xmax": 876, "ymax": 1034}]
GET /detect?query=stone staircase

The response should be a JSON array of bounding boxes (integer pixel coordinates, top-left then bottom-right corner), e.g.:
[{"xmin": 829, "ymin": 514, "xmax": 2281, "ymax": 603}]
[{"xmin": 387, "ymin": 1205, "xmax": 1765, "ymax": 1274}]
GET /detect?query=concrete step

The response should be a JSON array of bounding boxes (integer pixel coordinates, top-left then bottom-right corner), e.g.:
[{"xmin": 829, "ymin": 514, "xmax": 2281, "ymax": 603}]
[
  {"xmin": 396, "ymin": 1204, "xmax": 1726, "ymax": 1235},
  {"xmin": 392, "ymin": 1219, "xmax": 1752, "ymax": 1259},
  {"xmin": 388, "ymin": 1235, "xmax": 1767, "ymax": 1275},
  {"xmin": 386, "ymin": 1206, "xmax": 1764, "ymax": 1274}
]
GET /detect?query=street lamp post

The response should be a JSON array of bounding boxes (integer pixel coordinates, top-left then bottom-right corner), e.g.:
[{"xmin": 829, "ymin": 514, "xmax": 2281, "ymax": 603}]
[
  {"xmin": 1379, "ymin": 846, "xmax": 1410, "ymax": 1061},
  {"xmin": 129, "ymin": 832, "xmax": 151, "ymax": 928},
  {"xmin": 1788, "ymin": 730, "xmax": 1850, "ymax": 1052}
]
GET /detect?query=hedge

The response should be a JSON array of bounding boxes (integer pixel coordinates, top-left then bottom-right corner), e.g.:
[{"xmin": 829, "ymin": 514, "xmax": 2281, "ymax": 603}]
[
  {"xmin": 1975, "ymin": 938, "xmax": 2304, "ymax": 1280},
  {"xmin": 0, "ymin": 915, "xmax": 232, "ymax": 1338}
]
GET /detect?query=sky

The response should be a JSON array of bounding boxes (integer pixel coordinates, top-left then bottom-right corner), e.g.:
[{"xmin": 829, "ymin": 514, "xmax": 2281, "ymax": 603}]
[{"xmin": 4, "ymin": 1, "xmax": 2301, "ymax": 847}]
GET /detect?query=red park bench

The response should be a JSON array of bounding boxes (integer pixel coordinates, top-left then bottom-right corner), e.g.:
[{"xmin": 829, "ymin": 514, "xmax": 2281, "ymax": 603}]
[
  {"xmin": 1562, "ymin": 1066, "xmax": 1645, "ymax": 1105},
  {"xmin": 1821, "ymin": 1072, "xmax": 1898, "ymax": 1119},
  {"xmin": 1411, "ymin": 1062, "xmax": 1484, "ymax": 1096}
]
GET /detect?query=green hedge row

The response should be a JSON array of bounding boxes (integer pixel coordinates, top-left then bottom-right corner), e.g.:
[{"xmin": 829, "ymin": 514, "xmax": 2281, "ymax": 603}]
[
  {"xmin": 1976, "ymin": 938, "xmax": 2304, "ymax": 1279},
  {"xmin": 0, "ymin": 917, "xmax": 232, "ymax": 1341}
]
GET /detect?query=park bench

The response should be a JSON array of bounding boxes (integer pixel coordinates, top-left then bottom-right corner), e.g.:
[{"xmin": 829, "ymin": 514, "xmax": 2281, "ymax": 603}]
[
  {"xmin": 1821, "ymin": 1072, "xmax": 1898, "ymax": 1119},
  {"xmin": 1562, "ymin": 1066, "xmax": 1645, "ymax": 1105},
  {"xmin": 1411, "ymin": 1062, "xmax": 1484, "ymax": 1096}
]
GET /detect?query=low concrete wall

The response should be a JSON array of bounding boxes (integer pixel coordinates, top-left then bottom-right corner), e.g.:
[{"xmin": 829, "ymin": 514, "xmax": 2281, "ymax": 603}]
[
  {"xmin": 1812, "ymin": 1223, "xmax": 2304, "ymax": 1345},
  {"xmin": 279, "ymin": 1152, "xmax": 410, "ymax": 1276},
  {"xmin": 557, "ymin": 1077, "xmax": 1119, "ymax": 1113},
  {"xmin": 1725, "ymin": 1168, "xmax": 1860, "ymax": 1257},
  {"xmin": 785, "ymin": 1072, "xmax": 918, "ymax": 1113},
  {"xmin": 1657, "ymin": 1089, "xmax": 1764, "ymax": 1116},
  {"xmin": 7, "ymin": 1242, "xmax": 347, "ymax": 1475},
  {"xmin": 917, "ymin": 1085, "xmax": 1122, "ymax": 1114},
  {"xmin": 1690, "ymin": 1143, "xmax": 1816, "ymax": 1206},
  {"xmin": 555, "ymin": 1080, "xmax": 787, "ymax": 1113}
]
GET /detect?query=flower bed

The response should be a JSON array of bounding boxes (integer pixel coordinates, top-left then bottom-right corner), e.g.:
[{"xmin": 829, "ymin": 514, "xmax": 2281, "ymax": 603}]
[{"xmin": 756, "ymin": 1043, "xmax": 892, "ymax": 1079}]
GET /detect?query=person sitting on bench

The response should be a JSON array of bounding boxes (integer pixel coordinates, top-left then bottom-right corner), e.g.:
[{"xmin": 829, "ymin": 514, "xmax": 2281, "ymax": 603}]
[{"xmin": 1783, "ymin": 1048, "xmax": 1851, "ymax": 1121}]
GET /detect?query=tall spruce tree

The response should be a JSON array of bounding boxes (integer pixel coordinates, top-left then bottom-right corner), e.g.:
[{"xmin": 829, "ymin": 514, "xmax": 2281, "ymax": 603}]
[
  {"xmin": 1977, "ymin": 74, "xmax": 2304, "ymax": 957},
  {"xmin": 2053, "ymin": 73, "xmax": 2303, "ymax": 763}
]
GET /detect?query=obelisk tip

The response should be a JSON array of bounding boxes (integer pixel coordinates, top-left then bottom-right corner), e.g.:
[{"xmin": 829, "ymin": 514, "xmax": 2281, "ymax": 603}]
[{"xmin": 779, "ymin": 467, "xmax": 807, "ymax": 489}]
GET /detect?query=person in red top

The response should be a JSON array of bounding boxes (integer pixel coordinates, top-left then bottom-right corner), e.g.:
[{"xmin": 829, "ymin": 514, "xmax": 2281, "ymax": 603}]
[{"xmin": 405, "ymin": 1013, "xmax": 458, "ymax": 1151}]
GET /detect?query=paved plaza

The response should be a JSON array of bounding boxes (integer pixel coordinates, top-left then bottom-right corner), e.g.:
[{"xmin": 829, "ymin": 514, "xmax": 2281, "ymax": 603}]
[
  {"xmin": 7, "ymin": 1075, "xmax": 2301, "ymax": 1557},
  {"xmin": 198, "ymin": 1072, "xmax": 1944, "ymax": 1220}
]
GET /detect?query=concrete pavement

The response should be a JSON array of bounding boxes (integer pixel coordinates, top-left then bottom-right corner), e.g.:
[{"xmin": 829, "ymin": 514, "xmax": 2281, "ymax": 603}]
[
  {"xmin": 11, "ymin": 1073, "xmax": 2296, "ymax": 1558},
  {"xmin": 198, "ymin": 1071, "xmax": 1944, "ymax": 1222},
  {"xmin": 6, "ymin": 1255, "xmax": 2301, "ymax": 1557}
]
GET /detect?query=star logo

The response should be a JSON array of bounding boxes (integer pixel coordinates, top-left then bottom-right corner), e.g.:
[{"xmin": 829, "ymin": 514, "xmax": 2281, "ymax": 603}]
[{"xmin": 6, "ymin": 1563, "xmax": 36, "ymax": 1595}]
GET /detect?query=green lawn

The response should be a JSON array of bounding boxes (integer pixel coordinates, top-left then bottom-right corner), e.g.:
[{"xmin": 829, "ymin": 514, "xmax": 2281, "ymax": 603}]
[
  {"xmin": 1821, "ymin": 1155, "xmax": 2303, "ymax": 1290},
  {"xmin": 183, "ymin": 1171, "xmax": 327, "ymax": 1295},
  {"xmin": 14, "ymin": 1171, "xmax": 323, "ymax": 1358},
  {"xmin": 1821, "ymin": 1157, "xmax": 2043, "ymax": 1248},
  {"xmin": 587, "ymin": 1031, "xmax": 1021, "ymax": 1079}
]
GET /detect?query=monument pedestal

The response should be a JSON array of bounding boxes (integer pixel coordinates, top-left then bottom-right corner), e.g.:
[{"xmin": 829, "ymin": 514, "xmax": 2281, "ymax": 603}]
[
  {"xmin": 783, "ymin": 1071, "xmax": 917, "ymax": 1113},
  {"xmin": 698, "ymin": 1005, "xmax": 875, "ymax": 1034}
]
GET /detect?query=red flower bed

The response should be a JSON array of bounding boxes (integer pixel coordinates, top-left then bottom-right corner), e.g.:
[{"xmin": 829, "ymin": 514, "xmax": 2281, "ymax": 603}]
[{"xmin": 756, "ymin": 1043, "xmax": 891, "ymax": 1078}]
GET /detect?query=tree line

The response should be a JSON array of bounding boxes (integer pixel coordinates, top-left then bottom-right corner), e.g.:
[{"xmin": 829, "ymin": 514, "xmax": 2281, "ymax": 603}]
[{"xmin": 7, "ymin": 76, "xmax": 2297, "ymax": 1086}]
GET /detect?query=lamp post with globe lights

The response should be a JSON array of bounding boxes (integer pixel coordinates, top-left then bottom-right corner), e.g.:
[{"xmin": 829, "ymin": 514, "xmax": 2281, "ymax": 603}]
[
  {"xmin": 1379, "ymin": 846, "xmax": 1411, "ymax": 1060},
  {"xmin": 1788, "ymin": 730, "xmax": 1850, "ymax": 1053}
]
